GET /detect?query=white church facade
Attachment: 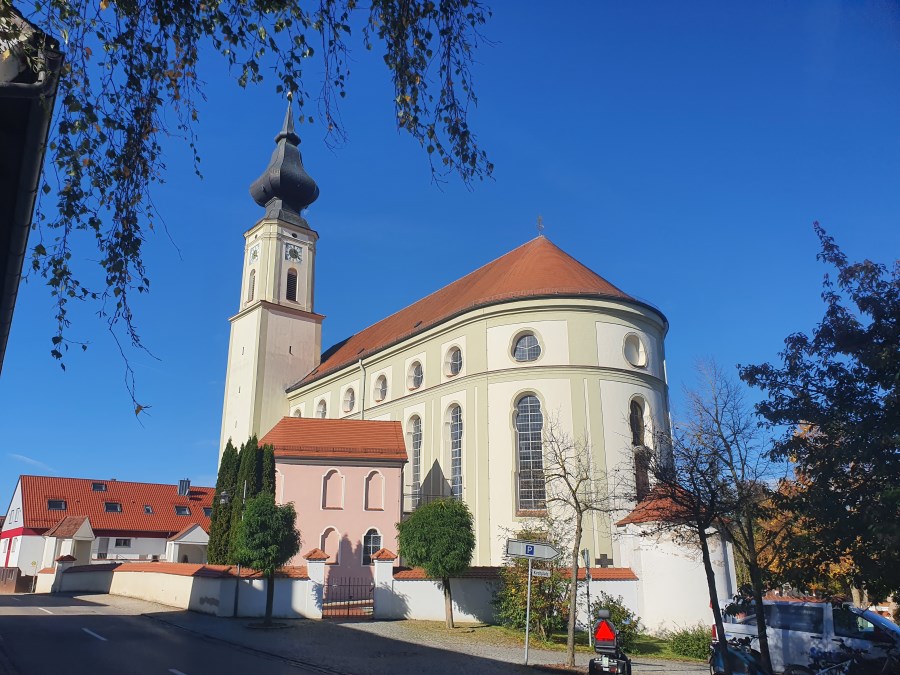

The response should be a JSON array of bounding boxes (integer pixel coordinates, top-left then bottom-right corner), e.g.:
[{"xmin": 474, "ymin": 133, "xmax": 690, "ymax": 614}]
[{"xmin": 218, "ymin": 103, "xmax": 734, "ymax": 609}]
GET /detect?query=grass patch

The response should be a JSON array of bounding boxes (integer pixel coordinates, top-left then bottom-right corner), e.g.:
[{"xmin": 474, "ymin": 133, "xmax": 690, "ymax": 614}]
[{"xmin": 392, "ymin": 621, "xmax": 706, "ymax": 662}]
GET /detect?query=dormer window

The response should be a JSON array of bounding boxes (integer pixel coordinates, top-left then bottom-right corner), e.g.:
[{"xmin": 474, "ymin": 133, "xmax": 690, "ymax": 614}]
[
  {"xmin": 92, "ymin": 482, "xmax": 107, "ymax": 492},
  {"xmin": 175, "ymin": 506, "xmax": 191, "ymax": 516},
  {"xmin": 144, "ymin": 505, "xmax": 153, "ymax": 514},
  {"xmin": 105, "ymin": 502, "xmax": 122, "ymax": 513},
  {"xmin": 48, "ymin": 499, "xmax": 67, "ymax": 511},
  {"xmin": 203, "ymin": 507, "xmax": 212, "ymax": 517}
]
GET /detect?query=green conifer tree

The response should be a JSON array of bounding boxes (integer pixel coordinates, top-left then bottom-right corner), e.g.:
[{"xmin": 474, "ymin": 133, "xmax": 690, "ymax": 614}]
[
  {"xmin": 262, "ymin": 444, "xmax": 276, "ymax": 497},
  {"xmin": 229, "ymin": 436, "xmax": 262, "ymax": 560},
  {"xmin": 207, "ymin": 439, "xmax": 238, "ymax": 564}
]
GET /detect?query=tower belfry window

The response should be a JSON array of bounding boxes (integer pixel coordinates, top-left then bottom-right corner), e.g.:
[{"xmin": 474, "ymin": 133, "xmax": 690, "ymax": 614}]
[
  {"xmin": 247, "ymin": 269, "xmax": 256, "ymax": 303},
  {"xmin": 286, "ymin": 269, "xmax": 298, "ymax": 302}
]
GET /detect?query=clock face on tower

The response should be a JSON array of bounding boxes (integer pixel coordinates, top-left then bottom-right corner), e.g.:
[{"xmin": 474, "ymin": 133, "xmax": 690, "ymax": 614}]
[
  {"xmin": 284, "ymin": 243, "xmax": 303, "ymax": 263},
  {"xmin": 248, "ymin": 244, "xmax": 260, "ymax": 265}
]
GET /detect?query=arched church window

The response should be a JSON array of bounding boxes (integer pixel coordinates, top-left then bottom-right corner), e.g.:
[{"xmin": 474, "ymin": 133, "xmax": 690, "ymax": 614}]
[
  {"xmin": 374, "ymin": 375, "xmax": 388, "ymax": 402},
  {"xmin": 322, "ymin": 469, "xmax": 344, "ymax": 509},
  {"xmin": 316, "ymin": 400, "xmax": 327, "ymax": 418},
  {"xmin": 292, "ymin": 409, "xmax": 302, "ymax": 417},
  {"xmin": 516, "ymin": 394, "xmax": 545, "ymax": 511},
  {"xmin": 448, "ymin": 404, "xmax": 463, "ymax": 500},
  {"xmin": 362, "ymin": 528, "xmax": 381, "ymax": 565},
  {"xmin": 343, "ymin": 388, "xmax": 355, "ymax": 413},
  {"xmin": 408, "ymin": 361, "xmax": 424, "ymax": 390},
  {"xmin": 286, "ymin": 269, "xmax": 298, "ymax": 302},
  {"xmin": 247, "ymin": 269, "xmax": 256, "ymax": 303},
  {"xmin": 409, "ymin": 416, "xmax": 422, "ymax": 509},
  {"xmin": 321, "ymin": 527, "xmax": 340, "ymax": 564},
  {"xmin": 446, "ymin": 347, "xmax": 463, "ymax": 377},
  {"xmin": 630, "ymin": 398, "xmax": 651, "ymax": 500},
  {"xmin": 365, "ymin": 471, "xmax": 384, "ymax": 510},
  {"xmin": 513, "ymin": 333, "xmax": 541, "ymax": 362}
]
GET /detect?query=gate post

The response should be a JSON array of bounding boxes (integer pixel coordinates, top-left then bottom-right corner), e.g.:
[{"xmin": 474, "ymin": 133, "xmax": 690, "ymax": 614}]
[
  {"xmin": 372, "ymin": 548, "xmax": 397, "ymax": 620},
  {"xmin": 303, "ymin": 548, "xmax": 328, "ymax": 619}
]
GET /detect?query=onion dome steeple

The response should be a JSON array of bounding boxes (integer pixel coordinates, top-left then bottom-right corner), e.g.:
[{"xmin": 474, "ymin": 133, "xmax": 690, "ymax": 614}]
[{"xmin": 250, "ymin": 101, "xmax": 319, "ymax": 226}]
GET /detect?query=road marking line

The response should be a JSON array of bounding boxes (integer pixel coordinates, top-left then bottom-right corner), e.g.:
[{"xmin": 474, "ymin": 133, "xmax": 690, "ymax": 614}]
[
  {"xmin": 38, "ymin": 607, "xmax": 53, "ymax": 614},
  {"xmin": 169, "ymin": 670, "xmax": 188, "ymax": 675},
  {"xmin": 82, "ymin": 628, "xmax": 108, "ymax": 641}
]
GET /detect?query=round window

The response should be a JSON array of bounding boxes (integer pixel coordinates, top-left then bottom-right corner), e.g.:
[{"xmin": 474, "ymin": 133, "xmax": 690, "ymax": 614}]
[
  {"xmin": 408, "ymin": 361, "xmax": 424, "ymax": 390},
  {"xmin": 374, "ymin": 375, "xmax": 388, "ymax": 402},
  {"xmin": 446, "ymin": 347, "xmax": 463, "ymax": 376},
  {"xmin": 623, "ymin": 334, "xmax": 647, "ymax": 368},
  {"xmin": 512, "ymin": 332, "xmax": 541, "ymax": 362}
]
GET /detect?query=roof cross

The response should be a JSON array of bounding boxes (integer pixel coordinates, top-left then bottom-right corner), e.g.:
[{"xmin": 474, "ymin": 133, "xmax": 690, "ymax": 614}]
[{"xmin": 536, "ymin": 215, "xmax": 544, "ymax": 236}]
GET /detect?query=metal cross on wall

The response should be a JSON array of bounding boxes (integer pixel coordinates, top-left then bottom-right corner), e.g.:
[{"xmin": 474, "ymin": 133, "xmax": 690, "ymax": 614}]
[{"xmin": 595, "ymin": 553, "xmax": 613, "ymax": 568}]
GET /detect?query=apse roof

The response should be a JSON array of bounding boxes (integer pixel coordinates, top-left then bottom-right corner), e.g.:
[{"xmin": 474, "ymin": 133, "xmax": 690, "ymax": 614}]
[
  {"xmin": 260, "ymin": 417, "xmax": 407, "ymax": 463},
  {"xmin": 290, "ymin": 236, "xmax": 660, "ymax": 390}
]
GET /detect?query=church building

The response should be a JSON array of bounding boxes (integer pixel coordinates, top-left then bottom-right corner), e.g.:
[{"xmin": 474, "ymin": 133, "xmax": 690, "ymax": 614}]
[{"xmin": 219, "ymin": 104, "xmax": 672, "ymax": 571}]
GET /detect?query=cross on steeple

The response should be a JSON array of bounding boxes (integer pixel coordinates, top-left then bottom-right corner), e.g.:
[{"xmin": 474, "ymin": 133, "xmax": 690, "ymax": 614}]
[{"xmin": 536, "ymin": 215, "xmax": 544, "ymax": 237}]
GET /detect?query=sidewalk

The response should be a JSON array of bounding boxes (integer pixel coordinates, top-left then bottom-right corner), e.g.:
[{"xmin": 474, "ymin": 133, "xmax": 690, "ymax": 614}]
[{"xmin": 69, "ymin": 593, "xmax": 709, "ymax": 674}]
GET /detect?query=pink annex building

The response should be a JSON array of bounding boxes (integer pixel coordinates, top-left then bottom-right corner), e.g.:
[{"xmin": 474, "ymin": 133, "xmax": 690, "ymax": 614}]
[{"xmin": 260, "ymin": 417, "xmax": 406, "ymax": 580}]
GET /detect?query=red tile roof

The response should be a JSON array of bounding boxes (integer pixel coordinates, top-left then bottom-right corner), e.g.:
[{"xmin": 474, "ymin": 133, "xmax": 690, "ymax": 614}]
[
  {"xmin": 291, "ymin": 237, "xmax": 649, "ymax": 389},
  {"xmin": 615, "ymin": 487, "xmax": 692, "ymax": 527},
  {"xmin": 55, "ymin": 554, "xmax": 77, "ymax": 562},
  {"xmin": 371, "ymin": 548, "xmax": 397, "ymax": 561},
  {"xmin": 303, "ymin": 548, "xmax": 330, "ymax": 561},
  {"xmin": 44, "ymin": 515, "xmax": 90, "ymax": 538},
  {"xmin": 64, "ymin": 561, "xmax": 309, "ymax": 579},
  {"xmin": 392, "ymin": 565, "xmax": 638, "ymax": 581},
  {"xmin": 19, "ymin": 475, "xmax": 214, "ymax": 535},
  {"xmin": 261, "ymin": 418, "xmax": 407, "ymax": 463}
]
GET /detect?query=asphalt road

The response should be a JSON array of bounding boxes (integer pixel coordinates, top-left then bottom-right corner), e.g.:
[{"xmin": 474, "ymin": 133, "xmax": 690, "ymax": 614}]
[{"xmin": 0, "ymin": 593, "xmax": 323, "ymax": 675}]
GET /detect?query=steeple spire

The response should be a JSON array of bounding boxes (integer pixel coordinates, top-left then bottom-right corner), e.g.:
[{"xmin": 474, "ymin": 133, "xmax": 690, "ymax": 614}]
[{"xmin": 249, "ymin": 100, "xmax": 319, "ymax": 226}]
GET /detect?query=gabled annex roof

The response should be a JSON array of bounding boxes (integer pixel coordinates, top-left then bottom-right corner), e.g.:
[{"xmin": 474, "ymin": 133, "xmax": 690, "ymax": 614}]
[
  {"xmin": 261, "ymin": 417, "xmax": 407, "ymax": 463},
  {"xmin": 18, "ymin": 475, "xmax": 214, "ymax": 535},
  {"xmin": 44, "ymin": 515, "xmax": 92, "ymax": 539},
  {"xmin": 290, "ymin": 236, "xmax": 656, "ymax": 390}
]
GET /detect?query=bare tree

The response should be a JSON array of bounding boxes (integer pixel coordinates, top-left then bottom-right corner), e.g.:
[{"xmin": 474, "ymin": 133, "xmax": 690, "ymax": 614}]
[
  {"xmin": 541, "ymin": 416, "xmax": 616, "ymax": 669},
  {"xmin": 628, "ymin": 361, "xmax": 788, "ymax": 675}
]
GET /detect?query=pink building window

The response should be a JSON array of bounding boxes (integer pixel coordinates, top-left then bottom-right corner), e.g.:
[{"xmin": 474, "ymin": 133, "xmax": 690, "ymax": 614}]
[
  {"xmin": 321, "ymin": 527, "xmax": 340, "ymax": 564},
  {"xmin": 322, "ymin": 469, "xmax": 344, "ymax": 509},
  {"xmin": 365, "ymin": 471, "xmax": 385, "ymax": 511}
]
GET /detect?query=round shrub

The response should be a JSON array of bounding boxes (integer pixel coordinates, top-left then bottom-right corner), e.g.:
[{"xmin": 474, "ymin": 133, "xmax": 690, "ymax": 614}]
[{"xmin": 669, "ymin": 623, "xmax": 711, "ymax": 660}]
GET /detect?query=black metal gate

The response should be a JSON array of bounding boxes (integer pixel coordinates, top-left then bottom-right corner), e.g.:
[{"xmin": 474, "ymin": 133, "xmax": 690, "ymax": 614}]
[{"xmin": 322, "ymin": 577, "xmax": 374, "ymax": 619}]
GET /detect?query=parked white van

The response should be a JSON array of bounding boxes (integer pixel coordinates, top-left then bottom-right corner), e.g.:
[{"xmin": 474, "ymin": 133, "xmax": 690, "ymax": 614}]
[{"xmin": 717, "ymin": 599, "xmax": 900, "ymax": 673}]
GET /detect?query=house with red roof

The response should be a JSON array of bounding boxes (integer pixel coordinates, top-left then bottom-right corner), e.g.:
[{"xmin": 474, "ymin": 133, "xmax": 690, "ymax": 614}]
[
  {"xmin": 260, "ymin": 417, "xmax": 406, "ymax": 579},
  {"xmin": 1, "ymin": 475, "xmax": 214, "ymax": 573}
]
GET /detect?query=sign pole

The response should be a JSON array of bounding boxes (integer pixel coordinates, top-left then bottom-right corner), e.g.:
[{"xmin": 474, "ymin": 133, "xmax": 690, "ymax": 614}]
[{"xmin": 524, "ymin": 557, "xmax": 533, "ymax": 665}]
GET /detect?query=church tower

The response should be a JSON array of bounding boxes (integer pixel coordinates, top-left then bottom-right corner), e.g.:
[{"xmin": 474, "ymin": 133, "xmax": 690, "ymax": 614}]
[{"xmin": 219, "ymin": 102, "xmax": 323, "ymax": 461}]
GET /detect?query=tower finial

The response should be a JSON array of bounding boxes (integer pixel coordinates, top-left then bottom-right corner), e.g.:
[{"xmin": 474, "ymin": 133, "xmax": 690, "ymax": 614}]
[
  {"xmin": 249, "ymin": 99, "xmax": 319, "ymax": 226},
  {"xmin": 536, "ymin": 214, "xmax": 545, "ymax": 237}
]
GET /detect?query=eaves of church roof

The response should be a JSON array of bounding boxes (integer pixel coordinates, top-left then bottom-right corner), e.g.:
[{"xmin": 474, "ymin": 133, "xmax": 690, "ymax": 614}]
[{"xmin": 289, "ymin": 236, "xmax": 665, "ymax": 391}]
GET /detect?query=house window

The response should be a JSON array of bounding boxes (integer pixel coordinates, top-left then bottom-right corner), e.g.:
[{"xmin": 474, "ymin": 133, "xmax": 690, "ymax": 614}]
[
  {"xmin": 408, "ymin": 361, "xmax": 424, "ymax": 390},
  {"xmin": 203, "ymin": 507, "xmax": 212, "ymax": 517},
  {"xmin": 316, "ymin": 400, "xmax": 327, "ymax": 418},
  {"xmin": 446, "ymin": 347, "xmax": 463, "ymax": 377},
  {"xmin": 630, "ymin": 398, "xmax": 650, "ymax": 500},
  {"xmin": 11, "ymin": 538, "xmax": 17, "ymax": 552},
  {"xmin": 92, "ymin": 482, "xmax": 107, "ymax": 492},
  {"xmin": 144, "ymin": 505, "xmax": 153, "ymax": 514},
  {"xmin": 516, "ymin": 395, "xmax": 546, "ymax": 511},
  {"xmin": 513, "ymin": 333, "xmax": 541, "ymax": 362},
  {"xmin": 448, "ymin": 404, "xmax": 463, "ymax": 500},
  {"xmin": 105, "ymin": 502, "xmax": 122, "ymax": 513},
  {"xmin": 175, "ymin": 506, "xmax": 191, "ymax": 516},
  {"xmin": 247, "ymin": 269, "xmax": 256, "ymax": 303},
  {"xmin": 47, "ymin": 499, "xmax": 67, "ymax": 511},
  {"xmin": 286, "ymin": 269, "xmax": 298, "ymax": 302},
  {"xmin": 114, "ymin": 538, "xmax": 131, "ymax": 548},
  {"xmin": 321, "ymin": 528, "xmax": 340, "ymax": 564},
  {"xmin": 343, "ymin": 388, "xmax": 355, "ymax": 413},
  {"xmin": 322, "ymin": 469, "xmax": 343, "ymax": 509},
  {"xmin": 365, "ymin": 472, "xmax": 385, "ymax": 511},
  {"xmin": 410, "ymin": 415, "xmax": 422, "ymax": 509},
  {"xmin": 374, "ymin": 375, "xmax": 388, "ymax": 403},
  {"xmin": 362, "ymin": 528, "xmax": 381, "ymax": 565}
]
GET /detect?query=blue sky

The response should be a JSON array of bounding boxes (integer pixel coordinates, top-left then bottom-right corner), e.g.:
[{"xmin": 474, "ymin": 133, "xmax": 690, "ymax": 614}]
[{"xmin": 3, "ymin": 1, "xmax": 899, "ymax": 508}]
